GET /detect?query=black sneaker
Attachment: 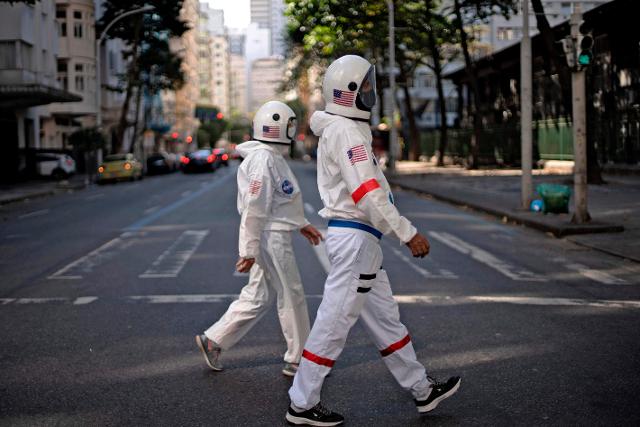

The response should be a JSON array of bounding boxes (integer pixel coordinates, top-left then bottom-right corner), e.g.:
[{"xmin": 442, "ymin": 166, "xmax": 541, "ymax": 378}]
[
  {"xmin": 285, "ymin": 402, "xmax": 344, "ymax": 426},
  {"xmin": 415, "ymin": 376, "xmax": 461, "ymax": 413},
  {"xmin": 195, "ymin": 334, "xmax": 223, "ymax": 371}
]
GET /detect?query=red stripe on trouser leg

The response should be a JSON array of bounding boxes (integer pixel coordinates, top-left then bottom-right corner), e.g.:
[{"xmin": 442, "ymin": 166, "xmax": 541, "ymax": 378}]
[
  {"xmin": 302, "ymin": 349, "xmax": 335, "ymax": 367},
  {"xmin": 380, "ymin": 334, "xmax": 411, "ymax": 357},
  {"xmin": 351, "ymin": 179, "xmax": 381, "ymax": 204}
]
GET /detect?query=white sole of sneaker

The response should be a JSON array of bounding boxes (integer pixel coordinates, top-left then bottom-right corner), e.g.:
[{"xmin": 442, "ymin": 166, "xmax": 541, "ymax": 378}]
[
  {"xmin": 195, "ymin": 335, "xmax": 223, "ymax": 372},
  {"xmin": 285, "ymin": 413, "xmax": 344, "ymax": 426},
  {"xmin": 282, "ymin": 369, "xmax": 296, "ymax": 377},
  {"xmin": 417, "ymin": 378, "xmax": 461, "ymax": 413}
]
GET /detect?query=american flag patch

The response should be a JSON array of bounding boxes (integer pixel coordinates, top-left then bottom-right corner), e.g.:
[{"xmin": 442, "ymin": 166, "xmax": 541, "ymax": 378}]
[
  {"xmin": 333, "ymin": 89, "xmax": 355, "ymax": 107},
  {"xmin": 347, "ymin": 145, "xmax": 368, "ymax": 165},
  {"xmin": 249, "ymin": 179, "xmax": 262, "ymax": 195},
  {"xmin": 262, "ymin": 125, "xmax": 280, "ymax": 138}
]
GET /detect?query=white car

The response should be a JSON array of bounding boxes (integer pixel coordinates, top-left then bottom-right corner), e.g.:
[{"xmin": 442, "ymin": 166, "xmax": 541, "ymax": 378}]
[{"xmin": 35, "ymin": 153, "xmax": 76, "ymax": 180}]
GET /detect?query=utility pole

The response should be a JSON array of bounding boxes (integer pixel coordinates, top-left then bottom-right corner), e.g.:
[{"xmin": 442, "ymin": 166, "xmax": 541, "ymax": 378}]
[
  {"xmin": 520, "ymin": 0, "xmax": 532, "ymax": 209},
  {"xmin": 386, "ymin": 0, "xmax": 398, "ymax": 173},
  {"xmin": 570, "ymin": 5, "xmax": 591, "ymax": 223}
]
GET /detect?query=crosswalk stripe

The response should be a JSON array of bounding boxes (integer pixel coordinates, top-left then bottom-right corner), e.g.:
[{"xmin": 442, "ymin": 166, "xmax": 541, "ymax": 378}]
[
  {"xmin": 139, "ymin": 230, "xmax": 209, "ymax": 279},
  {"xmin": 563, "ymin": 263, "xmax": 628, "ymax": 285},
  {"xmin": 429, "ymin": 231, "xmax": 547, "ymax": 282},
  {"xmin": 386, "ymin": 245, "xmax": 458, "ymax": 279}
]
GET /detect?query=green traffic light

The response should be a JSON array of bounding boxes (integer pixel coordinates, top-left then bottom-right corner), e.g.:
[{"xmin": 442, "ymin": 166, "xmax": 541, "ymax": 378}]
[{"xmin": 578, "ymin": 53, "xmax": 592, "ymax": 65}]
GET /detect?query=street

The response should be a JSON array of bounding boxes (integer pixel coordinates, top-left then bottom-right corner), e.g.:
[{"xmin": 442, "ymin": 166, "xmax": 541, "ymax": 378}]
[{"xmin": 1, "ymin": 160, "xmax": 639, "ymax": 426}]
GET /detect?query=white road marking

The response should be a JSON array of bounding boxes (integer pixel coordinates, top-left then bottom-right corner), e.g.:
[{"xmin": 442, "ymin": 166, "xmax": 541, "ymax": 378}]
[
  {"xmin": 84, "ymin": 193, "xmax": 105, "ymax": 201},
  {"xmin": 144, "ymin": 205, "xmax": 160, "ymax": 214},
  {"xmin": 304, "ymin": 202, "xmax": 316, "ymax": 215},
  {"xmin": 139, "ymin": 230, "xmax": 209, "ymax": 278},
  {"xmin": 181, "ymin": 190, "xmax": 192, "ymax": 197},
  {"xmin": 73, "ymin": 296, "xmax": 98, "ymax": 305},
  {"xmin": 48, "ymin": 233, "xmax": 138, "ymax": 280},
  {"xmin": 429, "ymin": 231, "xmax": 546, "ymax": 282},
  {"xmin": 387, "ymin": 245, "xmax": 457, "ymax": 279},
  {"xmin": 563, "ymin": 263, "xmax": 628, "ymax": 285},
  {"xmin": 3, "ymin": 294, "xmax": 640, "ymax": 310},
  {"xmin": 19, "ymin": 209, "xmax": 49, "ymax": 219},
  {"xmin": 233, "ymin": 270, "xmax": 250, "ymax": 277}
]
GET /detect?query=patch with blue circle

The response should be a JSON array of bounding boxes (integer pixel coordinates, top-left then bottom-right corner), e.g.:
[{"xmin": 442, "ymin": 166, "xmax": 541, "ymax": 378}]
[
  {"xmin": 282, "ymin": 179, "xmax": 294, "ymax": 195},
  {"xmin": 388, "ymin": 192, "xmax": 395, "ymax": 205}
]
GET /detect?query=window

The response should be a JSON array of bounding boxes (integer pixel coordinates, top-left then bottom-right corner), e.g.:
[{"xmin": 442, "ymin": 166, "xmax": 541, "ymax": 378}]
[
  {"xmin": 75, "ymin": 75, "xmax": 84, "ymax": 92},
  {"xmin": 56, "ymin": 7, "xmax": 66, "ymax": 19},
  {"xmin": 60, "ymin": 22, "xmax": 67, "ymax": 37},
  {"xmin": 57, "ymin": 60, "xmax": 67, "ymax": 72},
  {"xmin": 74, "ymin": 23, "xmax": 83, "ymax": 38},
  {"xmin": 0, "ymin": 41, "xmax": 16, "ymax": 69},
  {"xmin": 75, "ymin": 63, "xmax": 83, "ymax": 72},
  {"xmin": 73, "ymin": 10, "xmax": 82, "ymax": 19}
]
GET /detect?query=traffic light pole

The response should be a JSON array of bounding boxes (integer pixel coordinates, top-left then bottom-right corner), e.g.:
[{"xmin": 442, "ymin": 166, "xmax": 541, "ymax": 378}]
[
  {"xmin": 570, "ymin": 7, "xmax": 591, "ymax": 223},
  {"xmin": 520, "ymin": 0, "xmax": 533, "ymax": 210}
]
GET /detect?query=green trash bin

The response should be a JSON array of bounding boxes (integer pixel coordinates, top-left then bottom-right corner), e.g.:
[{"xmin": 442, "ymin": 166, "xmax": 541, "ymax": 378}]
[{"xmin": 536, "ymin": 184, "xmax": 571, "ymax": 214}]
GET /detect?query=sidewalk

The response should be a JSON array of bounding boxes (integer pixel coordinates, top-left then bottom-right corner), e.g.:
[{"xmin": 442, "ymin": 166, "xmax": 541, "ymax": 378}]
[
  {"xmin": 387, "ymin": 161, "xmax": 640, "ymax": 263},
  {"xmin": 0, "ymin": 176, "xmax": 87, "ymax": 205}
]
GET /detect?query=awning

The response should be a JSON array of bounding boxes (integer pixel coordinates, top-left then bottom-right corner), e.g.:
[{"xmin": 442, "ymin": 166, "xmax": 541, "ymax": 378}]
[{"xmin": 0, "ymin": 84, "xmax": 82, "ymax": 110}]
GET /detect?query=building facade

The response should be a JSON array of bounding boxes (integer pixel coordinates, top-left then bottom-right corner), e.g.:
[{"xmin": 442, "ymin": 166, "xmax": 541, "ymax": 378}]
[
  {"xmin": 249, "ymin": 56, "xmax": 284, "ymax": 113},
  {"xmin": 0, "ymin": 0, "xmax": 79, "ymax": 182},
  {"xmin": 250, "ymin": 0, "xmax": 286, "ymax": 56}
]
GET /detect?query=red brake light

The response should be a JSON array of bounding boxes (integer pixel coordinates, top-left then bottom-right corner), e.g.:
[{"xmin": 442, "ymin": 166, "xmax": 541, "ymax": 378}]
[
  {"xmin": 124, "ymin": 162, "xmax": 132, "ymax": 170},
  {"xmin": 181, "ymin": 156, "xmax": 190, "ymax": 164},
  {"xmin": 207, "ymin": 154, "xmax": 216, "ymax": 163},
  {"xmin": 222, "ymin": 154, "xmax": 229, "ymax": 161}
]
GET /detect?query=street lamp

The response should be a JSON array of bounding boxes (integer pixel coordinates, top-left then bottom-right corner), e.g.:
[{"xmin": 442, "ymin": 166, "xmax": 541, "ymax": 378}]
[{"xmin": 95, "ymin": 5, "xmax": 155, "ymax": 129}]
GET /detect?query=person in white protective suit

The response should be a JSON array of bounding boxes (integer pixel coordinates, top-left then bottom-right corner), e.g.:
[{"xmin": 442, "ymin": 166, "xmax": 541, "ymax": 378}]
[
  {"xmin": 285, "ymin": 55, "xmax": 461, "ymax": 426},
  {"xmin": 196, "ymin": 101, "xmax": 323, "ymax": 378}
]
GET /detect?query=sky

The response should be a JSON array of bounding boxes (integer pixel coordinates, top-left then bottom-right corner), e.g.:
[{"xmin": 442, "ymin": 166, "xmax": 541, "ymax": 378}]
[{"xmin": 205, "ymin": 0, "xmax": 250, "ymax": 29}]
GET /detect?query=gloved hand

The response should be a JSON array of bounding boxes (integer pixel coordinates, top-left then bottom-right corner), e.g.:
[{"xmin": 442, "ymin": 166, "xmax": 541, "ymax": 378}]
[
  {"xmin": 300, "ymin": 224, "xmax": 324, "ymax": 246},
  {"xmin": 236, "ymin": 257, "xmax": 255, "ymax": 273},
  {"xmin": 406, "ymin": 232, "xmax": 430, "ymax": 258}
]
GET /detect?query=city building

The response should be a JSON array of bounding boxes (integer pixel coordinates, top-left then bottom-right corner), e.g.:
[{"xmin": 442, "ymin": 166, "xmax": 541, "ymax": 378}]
[
  {"xmin": 43, "ymin": 0, "xmax": 98, "ymax": 151},
  {"xmin": 249, "ymin": 56, "xmax": 285, "ymax": 112},
  {"xmin": 250, "ymin": 0, "xmax": 286, "ymax": 56},
  {"xmin": 199, "ymin": 2, "xmax": 225, "ymax": 36},
  {"xmin": 229, "ymin": 54, "xmax": 247, "ymax": 114},
  {"xmin": 0, "ymin": 0, "xmax": 80, "ymax": 182}
]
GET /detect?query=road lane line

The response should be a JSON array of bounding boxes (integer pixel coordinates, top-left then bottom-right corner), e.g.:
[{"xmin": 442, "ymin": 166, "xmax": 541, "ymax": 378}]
[
  {"xmin": 233, "ymin": 270, "xmax": 249, "ymax": 277},
  {"xmin": 309, "ymin": 228, "xmax": 331, "ymax": 274},
  {"xmin": 139, "ymin": 230, "xmax": 209, "ymax": 278},
  {"xmin": 2, "ymin": 294, "xmax": 640, "ymax": 309},
  {"xmin": 144, "ymin": 205, "xmax": 160, "ymax": 214},
  {"xmin": 304, "ymin": 202, "xmax": 316, "ymax": 215},
  {"xmin": 84, "ymin": 193, "xmax": 105, "ymax": 201},
  {"xmin": 386, "ymin": 245, "xmax": 458, "ymax": 279},
  {"xmin": 563, "ymin": 263, "xmax": 628, "ymax": 285},
  {"xmin": 429, "ymin": 231, "xmax": 546, "ymax": 282},
  {"xmin": 48, "ymin": 234, "xmax": 133, "ymax": 280},
  {"xmin": 124, "ymin": 167, "xmax": 235, "ymax": 232},
  {"xmin": 19, "ymin": 209, "xmax": 49, "ymax": 219},
  {"xmin": 181, "ymin": 190, "xmax": 192, "ymax": 197}
]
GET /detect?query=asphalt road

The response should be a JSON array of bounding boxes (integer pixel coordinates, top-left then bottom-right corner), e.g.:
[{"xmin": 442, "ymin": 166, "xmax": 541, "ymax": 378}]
[{"xmin": 1, "ymin": 161, "xmax": 639, "ymax": 426}]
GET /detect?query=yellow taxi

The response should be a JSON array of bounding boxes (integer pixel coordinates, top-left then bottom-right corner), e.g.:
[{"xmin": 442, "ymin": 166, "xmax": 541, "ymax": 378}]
[{"xmin": 97, "ymin": 153, "xmax": 143, "ymax": 183}]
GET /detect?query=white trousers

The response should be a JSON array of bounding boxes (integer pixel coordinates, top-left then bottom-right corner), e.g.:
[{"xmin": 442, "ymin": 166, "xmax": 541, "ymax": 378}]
[
  {"xmin": 289, "ymin": 227, "xmax": 431, "ymax": 409},
  {"xmin": 205, "ymin": 230, "xmax": 311, "ymax": 364}
]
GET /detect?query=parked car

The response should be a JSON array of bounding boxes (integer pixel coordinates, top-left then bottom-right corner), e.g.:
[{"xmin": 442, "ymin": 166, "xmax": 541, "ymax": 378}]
[
  {"xmin": 180, "ymin": 149, "xmax": 218, "ymax": 173},
  {"xmin": 97, "ymin": 153, "xmax": 143, "ymax": 183},
  {"xmin": 212, "ymin": 148, "xmax": 230, "ymax": 167},
  {"xmin": 146, "ymin": 152, "xmax": 175, "ymax": 175},
  {"xmin": 35, "ymin": 153, "xmax": 76, "ymax": 180}
]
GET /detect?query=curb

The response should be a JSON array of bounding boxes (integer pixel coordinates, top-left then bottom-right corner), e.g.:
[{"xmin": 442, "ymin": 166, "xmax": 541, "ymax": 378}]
[
  {"xmin": 0, "ymin": 190, "xmax": 57, "ymax": 206},
  {"xmin": 389, "ymin": 178, "xmax": 624, "ymax": 238}
]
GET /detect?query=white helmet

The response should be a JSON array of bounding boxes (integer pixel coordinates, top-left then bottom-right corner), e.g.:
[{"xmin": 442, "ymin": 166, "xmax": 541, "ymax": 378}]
[
  {"xmin": 252, "ymin": 101, "xmax": 298, "ymax": 145},
  {"xmin": 323, "ymin": 55, "xmax": 377, "ymax": 121}
]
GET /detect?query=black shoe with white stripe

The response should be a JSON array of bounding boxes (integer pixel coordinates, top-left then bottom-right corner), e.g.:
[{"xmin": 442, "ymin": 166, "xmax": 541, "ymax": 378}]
[
  {"xmin": 415, "ymin": 376, "xmax": 461, "ymax": 413},
  {"xmin": 285, "ymin": 402, "xmax": 344, "ymax": 426}
]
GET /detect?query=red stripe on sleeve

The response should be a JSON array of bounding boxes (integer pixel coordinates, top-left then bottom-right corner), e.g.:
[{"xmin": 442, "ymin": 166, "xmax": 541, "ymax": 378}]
[
  {"xmin": 302, "ymin": 349, "xmax": 335, "ymax": 367},
  {"xmin": 351, "ymin": 179, "xmax": 381, "ymax": 204},
  {"xmin": 380, "ymin": 334, "xmax": 411, "ymax": 357}
]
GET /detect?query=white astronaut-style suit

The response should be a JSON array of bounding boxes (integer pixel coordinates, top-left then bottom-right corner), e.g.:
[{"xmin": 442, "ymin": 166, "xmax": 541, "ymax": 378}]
[
  {"xmin": 204, "ymin": 138, "xmax": 311, "ymax": 365},
  {"xmin": 288, "ymin": 60, "xmax": 432, "ymax": 411}
]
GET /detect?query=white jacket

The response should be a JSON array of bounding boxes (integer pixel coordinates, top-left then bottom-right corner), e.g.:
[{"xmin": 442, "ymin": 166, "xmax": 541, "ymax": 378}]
[
  {"xmin": 311, "ymin": 111, "xmax": 416, "ymax": 243},
  {"xmin": 236, "ymin": 141, "xmax": 309, "ymax": 258}
]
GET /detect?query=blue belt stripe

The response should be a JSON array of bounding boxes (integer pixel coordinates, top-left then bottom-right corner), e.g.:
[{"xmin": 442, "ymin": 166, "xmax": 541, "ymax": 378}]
[{"xmin": 328, "ymin": 219, "xmax": 383, "ymax": 239}]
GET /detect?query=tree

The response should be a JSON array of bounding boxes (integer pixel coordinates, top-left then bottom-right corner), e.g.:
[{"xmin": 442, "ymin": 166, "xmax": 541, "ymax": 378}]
[
  {"xmin": 98, "ymin": 1, "xmax": 187, "ymax": 153},
  {"xmin": 449, "ymin": 0, "xmax": 518, "ymax": 168}
]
